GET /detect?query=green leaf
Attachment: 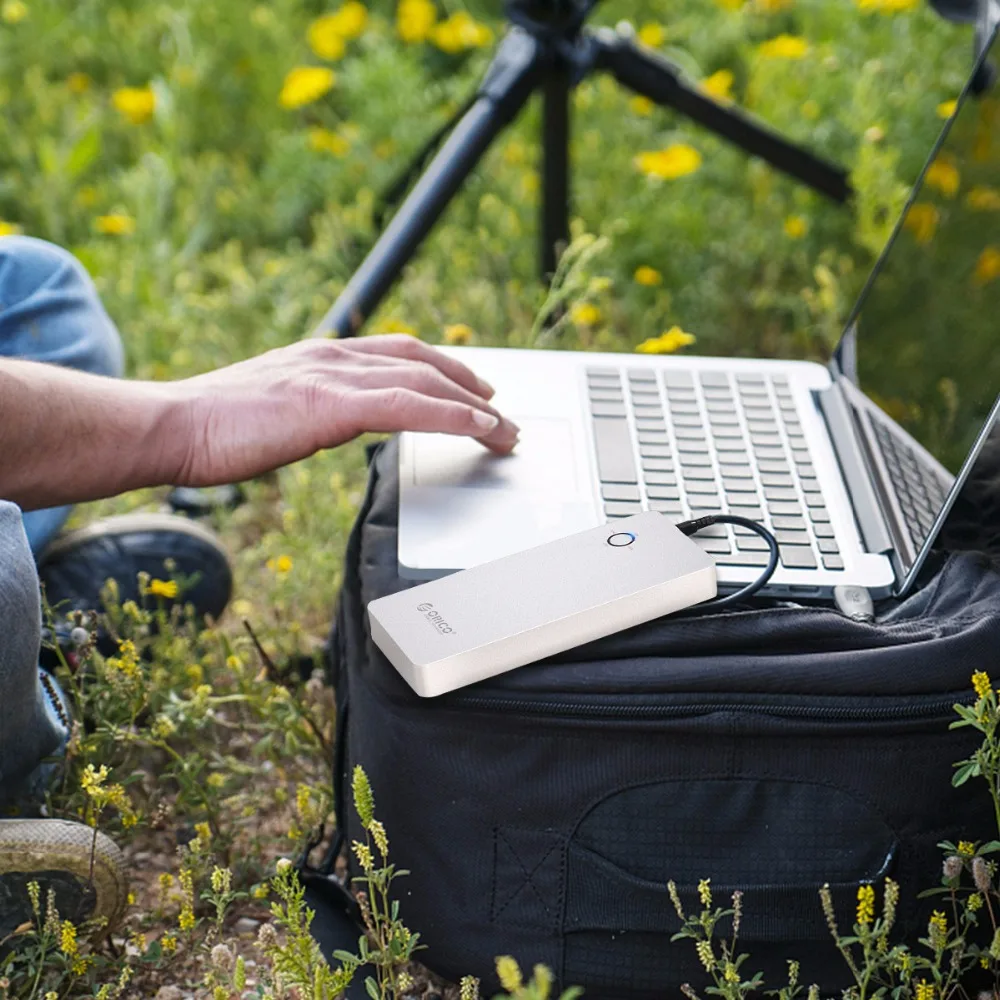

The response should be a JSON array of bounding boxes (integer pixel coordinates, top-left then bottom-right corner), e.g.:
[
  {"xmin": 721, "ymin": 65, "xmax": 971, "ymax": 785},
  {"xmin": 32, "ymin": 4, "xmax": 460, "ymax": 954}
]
[
  {"xmin": 365, "ymin": 975, "xmax": 379, "ymax": 1000},
  {"xmin": 332, "ymin": 949, "xmax": 360, "ymax": 965},
  {"xmin": 979, "ymin": 840, "xmax": 1000, "ymax": 854},
  {"xmin": 66, "ymin": 127, "xmax": 102, "ymax": 179}
]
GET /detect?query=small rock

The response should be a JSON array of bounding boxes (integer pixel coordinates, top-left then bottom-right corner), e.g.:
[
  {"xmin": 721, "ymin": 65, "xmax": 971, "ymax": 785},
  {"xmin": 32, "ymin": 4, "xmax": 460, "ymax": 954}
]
[
  {"xmin": 155, "ymin": 988, "xmax": 184, "ymax": 1000},
  {"xmin": 234, "ymin": 916, "xmax": 261, "ymax": 934}
]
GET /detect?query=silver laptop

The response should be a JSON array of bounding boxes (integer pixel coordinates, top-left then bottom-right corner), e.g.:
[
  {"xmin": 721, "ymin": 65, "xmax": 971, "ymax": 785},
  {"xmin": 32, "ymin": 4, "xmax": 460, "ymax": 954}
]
[{"xmin": 397, "ymin": 28, "xmax": 1000, "ymax": 600}]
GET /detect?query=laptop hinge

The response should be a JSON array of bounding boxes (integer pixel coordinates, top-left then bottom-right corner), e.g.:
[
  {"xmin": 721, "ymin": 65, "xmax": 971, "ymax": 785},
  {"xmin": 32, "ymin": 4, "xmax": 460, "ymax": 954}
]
[{"xmin": 815, "ymin": 382, "xmax": 894, "ymax": 555}]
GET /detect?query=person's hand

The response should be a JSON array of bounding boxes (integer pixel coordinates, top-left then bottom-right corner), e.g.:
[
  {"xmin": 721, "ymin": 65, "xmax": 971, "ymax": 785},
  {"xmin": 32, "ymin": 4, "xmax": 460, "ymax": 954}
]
[{"xmin": 169, "ymin": 335, "xmax": 520, "ymax": 487}]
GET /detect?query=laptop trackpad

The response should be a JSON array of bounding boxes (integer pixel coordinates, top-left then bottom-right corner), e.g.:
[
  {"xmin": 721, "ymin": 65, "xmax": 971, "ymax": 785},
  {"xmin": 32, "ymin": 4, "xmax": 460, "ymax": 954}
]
[{"xmin": 412, "ymin": 417, "xmax": 581, "ymax": 492}]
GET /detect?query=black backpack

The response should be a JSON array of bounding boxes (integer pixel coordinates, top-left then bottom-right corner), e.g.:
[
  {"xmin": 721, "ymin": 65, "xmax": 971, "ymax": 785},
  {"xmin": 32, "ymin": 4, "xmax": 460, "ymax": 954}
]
[{"xmin": 319, "ymin": 437, "xmax": 1000, "ymax": 997}]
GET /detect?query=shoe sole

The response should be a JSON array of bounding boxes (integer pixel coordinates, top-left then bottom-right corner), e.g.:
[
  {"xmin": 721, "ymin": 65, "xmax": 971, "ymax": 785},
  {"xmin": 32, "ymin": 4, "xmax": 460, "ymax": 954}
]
[
  {"xmin": 0, "ymin": 819, "xmax": 128, "ymax": 931},
  {"xmin": 40, "ymin": 512, "xmax": 227, "ymax": 564}
]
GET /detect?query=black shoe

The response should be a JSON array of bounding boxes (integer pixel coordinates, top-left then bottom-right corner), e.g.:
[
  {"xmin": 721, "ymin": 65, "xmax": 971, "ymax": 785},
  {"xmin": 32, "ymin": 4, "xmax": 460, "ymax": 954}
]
[
  {"xmin": 0, "ymin": 819, "xmax": 128, "ymax": 943},
  {"xmin": 37, "ymin": 512, "xmax": 233, "ymax": 624}
]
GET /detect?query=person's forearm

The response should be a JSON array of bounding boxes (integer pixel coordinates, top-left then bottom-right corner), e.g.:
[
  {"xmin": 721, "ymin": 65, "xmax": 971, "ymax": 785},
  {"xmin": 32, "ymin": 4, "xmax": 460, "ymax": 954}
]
[{"xmin": 0, "ymin": 359, "xmax": 187, "ymax": 511}]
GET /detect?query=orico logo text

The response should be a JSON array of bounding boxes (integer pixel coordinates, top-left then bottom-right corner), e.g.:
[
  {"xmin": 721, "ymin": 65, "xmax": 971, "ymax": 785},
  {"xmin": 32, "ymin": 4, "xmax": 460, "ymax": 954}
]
[{"xmin": 416, "ymin": 602, "xmax": 456, "ymax": 634}]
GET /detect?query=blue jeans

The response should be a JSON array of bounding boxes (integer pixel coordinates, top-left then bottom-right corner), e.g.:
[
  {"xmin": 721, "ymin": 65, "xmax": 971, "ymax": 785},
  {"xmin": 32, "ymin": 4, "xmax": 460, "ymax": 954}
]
[
  {"xmin": 0, "ymin": 235, "xmax": 124, "ymax": 555},
  {"xmin": 0, "ymin": 236, "xmax": 124, "ymax": 805}
]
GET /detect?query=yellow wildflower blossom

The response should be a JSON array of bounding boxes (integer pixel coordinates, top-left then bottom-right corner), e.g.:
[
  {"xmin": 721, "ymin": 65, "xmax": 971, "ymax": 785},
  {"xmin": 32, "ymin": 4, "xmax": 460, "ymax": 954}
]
[
  {"xmin": 716, "ymin": 0, "xmax": 744, "ymax": 10},
  {"xmin": 309, "ymin": 127, "xmax": 350, "ymax": 156},
  {"xmin": 307, "ymin": 22, "xmax": 345, "ymax": 60},
  {"xmin": 570, "ymin": 303, "xmax": 602, "ymax": 328},
  {"xmin": 0, "ymin": 221, "xmax": 22, "ymax": 236},
  {"xmin": 974, "ymin": 247, "xmax": 1000, "ymax": 286},
  {"xmin": 397, "ymin": 0, "xmax": 436, "ymax": 43},
  {"xmin": 161, "ymin": 933, "xmax": 178, "ymax": 955},
  {"xmin": 701, "ymin": 69, "xmax": 734, "ymax": 103},
  {"xmin": 784, "ymin": 215, "xmax": 808, "ymax": 238},
  {"xmin": 755, "ymin": 0, "xmax": 793, "ymax": 10},
  {"xmin": 372, "ymin": 315, "xmax": 417, "ymax": 335},
  {"xmin": 267, "ymin": 554, "xmax": 293, "ymax": 575},
  {"xmin": 967, "ymin": 186, "xmax": 1000, "ymax": 211},
  {"xmin": 856, "ymin": 883, "xmax": 875, "ymax": 925},
  {"xmin": 2, "ymin": 0, "xmax": 27, "ymax": 23},
  {"xmin": 95, "ymin": 213, "xmax": 135, "ymax": 236},
  {"xmin": 958, "ymin": 840, "xmax": 976, "ymax": 855},
  {"xmin": 629, "ymin": 95, "xmax": 654, "ymax": 116},
  {"xmin": 60, "ymin": 920, "xmax": 77, "ymax": 955},
  {"xmin": 443, "ymin": 323, "xmax": 474, "ymax": 345},
  {"xmin": 635, "ymin": 143, "xmax": 702, "ymax": 180},
  {"xmin": 758, "ymin": 34, "xmax": 809, "ymax": 59},
  {"xmin": 147, "ymin": 578, "xmax": 178, "ymax": 599},
  {"xmin": 634, "ymin": 265, "xmax": 662, "ymax": 286},
  {"xmin": 881, "ymin": 0, "xmax": 919, "ymax": 12},
  {"xmin": 937, "ymin": 99, "xmax": 958, "ymax": 119},
  {"xmin": 636, "ymin": 326, "xmax": 696, "ymax": 354},
  {"xmin": 496, "ymin": 956, "xmax": 522, "ymax": 992},
  {"xmin": 924, "ymin": 157, "xmax": 960, "ymax": 198},
  {"xmin": 724, "ymin": 963, "xmax": 740, "ymax": 983},
  {"xmin": 430, "ymin": 11, "xmax": 492, "ymax": 53},
  {"xmin": 973, "ymin": 672, "xmax": 993, "ymax": 697},
  {"xmin": 903, "ymin": 202, "xmax": 939, "ymax": 244},
  {"xmin": 66, "ymin": 72, "xmax": 90, "ymax": 93},
  {"xmin": 279, "ymin": 67, "xmax": 336, "ymax": 109},
  {"xmin": 915, "ymin": 981, "xmax": 934, "ymax": 1000},
  {"xmin": 928, "ymin": 909, "xmax": 947, "ymax": 946},
  {"xmin": 637, "ymin": 22, "xmax": 665, "ymax": 47},
  {"xmin": 698, "ymin": 878, "xmax": 712, "ymax": 907},
  {"xmin": 112, "ymin": 86, "xmax": 156, "ymax": 125}
]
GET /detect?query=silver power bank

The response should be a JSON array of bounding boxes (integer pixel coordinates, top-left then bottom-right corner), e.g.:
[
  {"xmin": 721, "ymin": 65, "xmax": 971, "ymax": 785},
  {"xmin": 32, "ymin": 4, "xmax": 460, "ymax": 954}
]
[{"xmin": 368, "ymin": 511, "xmax": 718, "ymax": 697}]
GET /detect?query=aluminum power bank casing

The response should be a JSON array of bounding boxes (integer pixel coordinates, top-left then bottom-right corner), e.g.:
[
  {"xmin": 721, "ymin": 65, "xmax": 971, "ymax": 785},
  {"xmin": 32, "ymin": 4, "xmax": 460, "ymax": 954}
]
[{"xmin": 367, "ymin": 511, "xmax": 718, "ymax": 697}]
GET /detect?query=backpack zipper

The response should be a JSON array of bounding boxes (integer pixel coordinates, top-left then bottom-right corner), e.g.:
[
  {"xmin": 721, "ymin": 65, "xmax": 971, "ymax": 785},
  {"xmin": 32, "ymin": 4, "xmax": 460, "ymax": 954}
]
[{"xmin": 448, "ymin": 693, "xmax": 971, "ymax": 722}]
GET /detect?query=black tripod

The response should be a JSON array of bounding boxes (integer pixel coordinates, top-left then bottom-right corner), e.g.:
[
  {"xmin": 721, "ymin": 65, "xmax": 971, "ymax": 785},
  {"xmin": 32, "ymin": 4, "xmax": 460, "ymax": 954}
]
[{"xmin": 313, "ymin": 0, "xmax": 850, "ymax": 339}]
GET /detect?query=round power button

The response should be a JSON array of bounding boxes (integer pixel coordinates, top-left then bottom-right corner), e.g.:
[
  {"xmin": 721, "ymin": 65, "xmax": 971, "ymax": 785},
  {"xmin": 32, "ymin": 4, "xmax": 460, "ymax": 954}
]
[{"xmin": 607, "ymin": 531, "xmax": 636, "ymax": 547}]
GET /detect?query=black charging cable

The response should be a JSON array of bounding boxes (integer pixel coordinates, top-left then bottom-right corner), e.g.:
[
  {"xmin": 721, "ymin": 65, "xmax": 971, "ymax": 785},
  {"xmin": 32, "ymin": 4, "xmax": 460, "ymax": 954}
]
[{"xmin": 676, "ymin": 514, "xmax": 780, "ymax": 609}]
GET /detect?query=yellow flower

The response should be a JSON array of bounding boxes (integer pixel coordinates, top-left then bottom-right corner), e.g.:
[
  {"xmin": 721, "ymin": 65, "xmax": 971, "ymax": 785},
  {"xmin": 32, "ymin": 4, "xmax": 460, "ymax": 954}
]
[
  {"xmin": 372, "ymin": 316, "xmax": 417, "ymax": 335},
  {"xmin": 697, "ymin": 878, "xmax": 712, "ymax": 907},
  {"xmin": 0, "ymin": 221, "xmax": 22, "ymax": 236},
  {"xmin": 147, "ymin": 578, "xmax": 178, "ymax": 599},
  {"xmin": 1, "ymin": 0, "xmax": 27, "ymax": 23},
  {"xmin": 903, "ymin": 202, "xmax": 939, "ymax": 244},
  {"xmin": 66, "ymin": 72, "xmax": 90, "ymax": 94},
  {"xmin": 880, "ymin": 0, "xmax": 919, "ymax": 12},
  {"xmin": 755, "ymin": 0, "xmax": 793, "ymax": 10},
  {"xmin": 864, "ymin": 124, "xmax": 885, "ymax": 143},
  {"xmin": 112, "ymin": 86, "xmax": 156, "ymax": 125},
  {"xmin": 701, "ymin": 69, "xmax": 734, "ymax": 103},
  {"xmin": 973, "ymin": 671, "xmax": 993, "ymax": 697},
  {"xmin": 856, "ymin": 883, "xmax": 875, "ymax": 925},
  {"xmin": 634, "ymin": 265, "xmax": 662, "ymax": 286},
  {"xmin": 915, "ymin": 981, "xmax": 935, "ymax": 1000},
  {"xmin": 268, "ymin": 554, "xmax": 294, "ymax": 575},
  {"xmin": 252, "ymin": 884, "xmax": 269, "ymax": 899},
  {"xmin": 307, "ymin": 21, "xmax": 346, "ymax": 60},
  {"xmin": 161, "ymin": 933, "xmax": 178, "ymax": 955},
  {"xmin": 397, "ymin": 0, "xmax": 436, "ymax": 43},
  {"xmin": 784, "ymin": 214, "xmax": 807, "ymax": 238},
  {"xmin": 60, "ymin": 920, "xmax": 78, "ymax": 955},
  {"xmin": 308, "ymin": 127, "xmax": 350, "ymax": 156},
  {"xmin": 924, "ymin": 157, "xmax": 960, "ymax": 198},
  {"xmin": 958, "ymin": 839, "xmax": 976, "ymax": 855},
  {"xmin": 637, "ymin": 22, "xmax": 665, "ymax": 47},
  {"xmin": 570, "ymin": 302, "xmax": 602, "ymax": 327},
  {"xmin": 443, "ymin": 323, "xmax": 474, "ymax": 345},
  {"xmin": 496, "ymin": 957, "xmax": 522, "ymax": 993},
  {"xmin": 967, "ymin": 185, "xmax": 1000, "ymax": 211},
  {"xmin": 95, "ymin": 213, "xmax": 135, "ymax": 236},
  {"xmin": 629, "ymin": 95, "xmax": 654, "ymax": 116},
  {"xmin": 758, "ymin": 34, "xmax": 810, "ymax": 59},
  {"xmin": 430, "ymin": 11, "xmax": 492, "ymax": 53},
  {"xmin": 635, "ymin": 143, "xmax": 702, "ymax": 180},
  {"xmin": 279, "ymin": 67, "xmax": 336, "ymax": 110},
  {"xmin": 974, "ymin": 247, "xmax": 1000, "ymax": 286},
  {"xmin": 723, "ymin": 963, "xmax": 740, "ymax": 983},
  {"xmin": 937, "ymin": 99, "xmax": 958, "ymax": 119},
  {"xmin": 716, "ymin": 0, "xmax": 744, "ymax": 10},
  {"xmin": 636, "ymin": 326, "xmax": 696, "ymax": 354}
]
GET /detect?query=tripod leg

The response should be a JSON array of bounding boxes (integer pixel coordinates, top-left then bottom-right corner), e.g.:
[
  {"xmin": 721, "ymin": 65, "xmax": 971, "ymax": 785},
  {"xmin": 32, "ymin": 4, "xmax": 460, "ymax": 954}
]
[
  {"xmin": 312, "ymin": 29, "xmax": 543, "ymax": 338},
  {"xmin": 591, "ymin": 27, "xmax": 850, "ymax": 203},
  {"xmin": 541, "ymin": 64, "xmax": 571, "ymax": 278}
]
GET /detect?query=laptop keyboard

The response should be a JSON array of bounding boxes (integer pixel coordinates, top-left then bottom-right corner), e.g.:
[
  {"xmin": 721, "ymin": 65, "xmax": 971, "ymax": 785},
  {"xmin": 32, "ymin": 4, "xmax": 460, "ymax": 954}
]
[
  {"xmin": 587, "ymin": 367, "xmax": 845, "ymax": 573},
  {"xmin": 870, "ymin": 419, "xmax": 948, "ymax": 551}
]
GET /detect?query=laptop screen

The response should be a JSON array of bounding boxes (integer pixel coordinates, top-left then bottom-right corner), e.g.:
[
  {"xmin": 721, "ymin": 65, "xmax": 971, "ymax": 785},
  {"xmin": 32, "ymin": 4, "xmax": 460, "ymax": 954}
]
[{"xmin": 834, "ymin": 24, "xmax": 1000, "ymax": 568}]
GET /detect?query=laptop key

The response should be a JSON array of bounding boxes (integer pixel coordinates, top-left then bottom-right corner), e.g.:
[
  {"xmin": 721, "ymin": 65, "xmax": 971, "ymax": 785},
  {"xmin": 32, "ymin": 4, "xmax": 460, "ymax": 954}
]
[
  {"xmin": 711, "ymin": 427, "xmax": 744, "ymax": 440},
  {"xmin": 817, "ymin": 538, "xmax": 840, "ymax": 554},
  {"xmin": 720, "ymin": 463, "xmax": 753, "ymax": 478},
  {"xmin": 640, "ymin": 444, "xmax": 672, "ymax": 458},
  {"xmin": 718, "ymin": 549, "xmax": 770, "ymax": 567},
  {"xmin": 695, "ymin": 538, "xmax": 732, "ymax": 555},
  {"xmin": 679, "ymin": 453, "xmax": 712, "ymax": 467},
  {"xmin": 636, "ymin": 419, "xmax": 667, "ymax": 432},
  {"xmin": 765, "ymin": 488, "xmax": 798, "ymax": 502},
  {"xmin": 675, "ymin": 426, "xmax": 707, "ymax": 441},
  {"xmin": 604, "ymin": 500, "xmax": 643, "ymax": 517},
  {"xmin": 769, "ymin": 501, "xmax": 803, "ymax": 516},
  {"xmin": 646, "ymin": 471, "xmax": 679, "ymax": 486},
  {"xmin": 664, "ymin": 372, "xmax": 694, "ymax": 387},
  {"xmin": 775, "ymin": 529, "xmax": 810, "ymax": 545},
  {"xmin": 723, "ymin": 478, "xmax": 757, "ymax": 493},
  {"xmin": 813, "ymin": 522, "xmax": 835, "ymax": 538},
  {"xmin": 677, "ymin": 439, "xmax": 709, "ymax": 453},
  {"xmin": 628, "ymin": 369, "xmax": 656, "ymax": 383},
  {"xmin": 639, "ymin": 432, "xmax": 670, "ymax": 445},
  {"xmin": 757, "ymin": 459, "xmax": 789, "ymax": 474},
  {"xmin": 589, "ymin": 389, "xmax": 624, "ymax": 402},
  {"xmin": 822, "ymin": 554, "xmax": 845, "ymax": 570},
  {"xmin": 593, "ymin": 417, "xmax": 638, "ymax": 484},
  {"xmin": 641, "ymin": 457, "xmax": 674, "ymax": 472},
  {"xmin": 761, "ymin": 473, "xmax": 794, "ymax": 489},
  {"xmin": 686, "ymin": 481, "xmax": 720, "ymax": 494},
  {"xmin": 602, "ymin": 484, "xmax": 640, "ymax": 502},
  {"xmin": 590, "ymin": 402, "xmax": 627, "ymax": 418},
  {"xmin": 736, "ymin": 535, "xmax": 769, "ymax": 551},
  {"xmin": 771, "ymin": 515, "xmax": 807, "ymax": 531},
  {"xmin": 809, "ymin": 507, "xmax": 831, "ymax": 523},
  {"xmin": 646, "ymin": 485, "xmax": 680, "ymax": 500},
  {"xmin": 728, "ymin": 507, "xmax": 764, "ymax": 521},
  {"xmin": 804, "ymin": 494, "xmax": 827, "ymax": 508},
  {"xmin": 780, "ymin": 546, "xmax": 817, "ymax": 569},
  {"xmin": 587, "ymin": 367, "xmax": 618, "ymax": 377},
  {"xmin": 683, "ymin": 467, "xmax": 716, "ymax": 481}
]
